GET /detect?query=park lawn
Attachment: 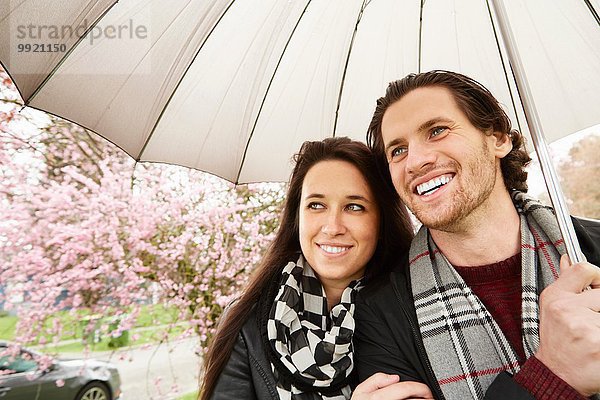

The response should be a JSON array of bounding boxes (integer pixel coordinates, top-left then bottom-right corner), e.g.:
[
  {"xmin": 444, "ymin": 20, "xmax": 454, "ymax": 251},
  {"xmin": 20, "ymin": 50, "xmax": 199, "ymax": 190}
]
[
  {"xmin": 0, "ymin": 314, "xmax": 17, "ymax": 340},
  {"xmin": 48, "ymin": 322, "xmax": 189, "ymax": 353},
  {"xmin": 0, "ymin": 303, "xmax": 186, "ymax": 349}
]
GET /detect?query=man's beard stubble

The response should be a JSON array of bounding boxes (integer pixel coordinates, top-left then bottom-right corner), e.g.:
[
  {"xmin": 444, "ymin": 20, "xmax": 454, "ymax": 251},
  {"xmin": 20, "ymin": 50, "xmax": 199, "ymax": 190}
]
[{"xmin": 401, "ymin": 143, "xmax": 497, "ymax": 233}]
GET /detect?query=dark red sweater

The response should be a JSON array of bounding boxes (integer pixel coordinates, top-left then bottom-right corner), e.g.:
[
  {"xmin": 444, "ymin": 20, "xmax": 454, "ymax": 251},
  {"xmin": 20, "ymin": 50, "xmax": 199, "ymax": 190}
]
[{"xmin": 454, "ymin": 254, "xmax": 587, "ymax": 400}]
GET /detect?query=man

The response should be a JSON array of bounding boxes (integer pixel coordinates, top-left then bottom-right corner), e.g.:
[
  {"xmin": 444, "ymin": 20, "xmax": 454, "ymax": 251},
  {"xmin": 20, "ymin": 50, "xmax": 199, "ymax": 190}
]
[{"xmin": 353, "ymin": 71, "xmax": 600, "ymax": 399}]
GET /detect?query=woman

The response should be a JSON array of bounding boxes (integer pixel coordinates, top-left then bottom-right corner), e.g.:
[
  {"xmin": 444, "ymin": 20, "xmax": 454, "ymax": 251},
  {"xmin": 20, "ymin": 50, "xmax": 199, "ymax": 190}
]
[{"xmin": 200, "ymin": 137, "xmax": 414, "ymax": 399}]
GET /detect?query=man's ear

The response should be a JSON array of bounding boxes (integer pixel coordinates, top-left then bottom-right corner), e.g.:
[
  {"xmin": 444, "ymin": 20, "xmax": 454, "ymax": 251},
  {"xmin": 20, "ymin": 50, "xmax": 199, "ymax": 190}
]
[{"xmin": 492, "ymin": 131, "xmax": 512, "ymax": 158}]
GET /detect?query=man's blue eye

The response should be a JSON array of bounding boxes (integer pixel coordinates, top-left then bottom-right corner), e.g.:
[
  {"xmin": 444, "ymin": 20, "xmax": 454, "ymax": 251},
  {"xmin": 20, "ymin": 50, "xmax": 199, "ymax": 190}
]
[
  {"xmin": 431, "ymin": 127, "xmax": 447, "ymax": 137},
  {"xmin": 390, "ymin": 147, "xmax": 407, "ymax": 159}
]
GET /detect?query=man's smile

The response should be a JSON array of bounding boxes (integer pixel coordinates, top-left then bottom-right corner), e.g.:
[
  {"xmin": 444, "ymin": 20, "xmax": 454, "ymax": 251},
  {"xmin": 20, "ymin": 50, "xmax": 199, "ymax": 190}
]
[{"xmin": 415, "ymin": 173, "xmax": 454, "ymax": 196}]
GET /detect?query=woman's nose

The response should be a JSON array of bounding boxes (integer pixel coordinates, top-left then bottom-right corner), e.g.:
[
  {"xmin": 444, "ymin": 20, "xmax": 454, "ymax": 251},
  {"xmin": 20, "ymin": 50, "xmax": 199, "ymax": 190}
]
[{"xmin": 321, "ymin": 212, "xmax": 346, "ymax": 236}]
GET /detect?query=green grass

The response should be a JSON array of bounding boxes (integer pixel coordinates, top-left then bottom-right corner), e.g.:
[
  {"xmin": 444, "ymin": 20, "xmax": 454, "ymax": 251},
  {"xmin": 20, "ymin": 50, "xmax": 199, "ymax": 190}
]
[
  {"xmin": 0, "ymin": 315, "xmax": 17, "ymax": 340},
  {"xmin": 0, "ymin": 304, "xmax": 190, "ymax": 352},
  {"xmin": 48, "ymin": 323, "xmax": 189, "ymax": 353},
  {"xmin": 136, "ymin": 303, "xmax": 180, "ymax": 326},
  {"xmin": 177, "ymin": 391, "xmax": 198, "ymax": 400}
]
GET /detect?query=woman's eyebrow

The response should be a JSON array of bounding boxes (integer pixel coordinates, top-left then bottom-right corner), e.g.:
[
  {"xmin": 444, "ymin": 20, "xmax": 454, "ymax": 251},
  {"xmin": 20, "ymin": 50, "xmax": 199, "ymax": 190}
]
[
  {"xmin": 304, "ymin": 193, "xmax": 325, "ymax": 200},
  {"xmin": 346, "ymin": 195, "xmax": 371, "ymax": 203}
]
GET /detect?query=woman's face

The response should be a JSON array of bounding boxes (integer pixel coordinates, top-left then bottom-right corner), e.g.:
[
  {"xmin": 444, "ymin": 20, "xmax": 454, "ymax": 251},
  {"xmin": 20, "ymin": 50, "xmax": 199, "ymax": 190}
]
[{"xmin": 299, "ymin": 159, "xmax": 380, "ymax": 296}]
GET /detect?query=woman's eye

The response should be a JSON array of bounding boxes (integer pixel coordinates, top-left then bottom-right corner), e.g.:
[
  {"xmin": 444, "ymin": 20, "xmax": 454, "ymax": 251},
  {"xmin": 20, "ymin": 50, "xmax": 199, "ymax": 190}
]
[
  {"xmin": 307, "ymin": 202, "xmax": 325, "ymax": 210},
  {"xmin": 431, "ymin": 126, "xmax": 448, "ymax": 137},
  {"xmin": 346, "ymin": 204, "xmax": 365, "ymax": 212}
]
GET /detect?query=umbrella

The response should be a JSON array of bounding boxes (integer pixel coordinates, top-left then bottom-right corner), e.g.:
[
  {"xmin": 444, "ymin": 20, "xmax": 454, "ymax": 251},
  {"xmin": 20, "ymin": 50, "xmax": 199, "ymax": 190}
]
[{"xmin": 1, "ymin": 0, "xmax": 599, "ymax": 261}]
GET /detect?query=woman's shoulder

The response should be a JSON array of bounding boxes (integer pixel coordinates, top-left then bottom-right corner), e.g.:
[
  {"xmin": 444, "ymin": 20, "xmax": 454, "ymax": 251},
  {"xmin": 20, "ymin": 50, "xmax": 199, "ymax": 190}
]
[
  {"xmin": 235, "ymin": 304, "xmax": 279, "ymax": 397},
  {"xmin": 234, "ymin": 303, "xmax": 263, "ymax": 346}
]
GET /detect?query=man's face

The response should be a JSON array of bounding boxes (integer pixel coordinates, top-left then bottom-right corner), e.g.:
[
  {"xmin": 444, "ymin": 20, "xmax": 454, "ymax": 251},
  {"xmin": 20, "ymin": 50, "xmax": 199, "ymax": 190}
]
[{"xmin": 380, "ymin": 86, "xmax": 508, "ymax": 231}]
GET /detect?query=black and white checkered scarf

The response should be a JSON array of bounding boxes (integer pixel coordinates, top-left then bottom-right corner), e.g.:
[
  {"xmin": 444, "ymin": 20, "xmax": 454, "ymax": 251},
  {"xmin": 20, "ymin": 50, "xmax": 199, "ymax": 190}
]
[
  {"xmin": 409, "ymin": 191, "xmax": 564, "ymax": 399},
  {"xmin": 266, "ymin": 255, "xmax": 363, "ymax": 400}
]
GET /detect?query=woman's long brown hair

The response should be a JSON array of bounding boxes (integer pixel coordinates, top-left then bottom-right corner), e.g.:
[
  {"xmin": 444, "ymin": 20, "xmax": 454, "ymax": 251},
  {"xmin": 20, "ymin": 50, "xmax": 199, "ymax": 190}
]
[{"xmin": 200, "ymin": 137, "xmax": 413, "ymax": 399}]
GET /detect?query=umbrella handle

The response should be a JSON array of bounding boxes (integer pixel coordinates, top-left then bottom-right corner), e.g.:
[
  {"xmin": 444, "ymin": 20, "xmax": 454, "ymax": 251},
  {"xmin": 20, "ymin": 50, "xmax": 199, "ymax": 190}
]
[{"xmin": 490, "ymin": 0, "xmax": 585, "ymax": 264}]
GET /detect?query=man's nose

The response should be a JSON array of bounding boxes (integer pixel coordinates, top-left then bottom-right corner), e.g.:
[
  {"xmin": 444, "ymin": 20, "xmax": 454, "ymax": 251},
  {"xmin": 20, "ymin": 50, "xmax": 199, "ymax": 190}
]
[
  {"xmin": 405, "ymin": 142, "xmax": 436, "ymax": 175},
  {"xmin": 321, "ymin": 211, "xmax": 346, "ymax": 236}
]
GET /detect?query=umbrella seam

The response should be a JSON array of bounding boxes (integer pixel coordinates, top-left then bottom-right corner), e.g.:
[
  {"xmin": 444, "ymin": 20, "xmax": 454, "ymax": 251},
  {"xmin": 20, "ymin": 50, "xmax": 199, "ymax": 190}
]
[
  {"xmin": 90, "ymin": 0, "xmax": 195, "ymax": 131},
  {"xmin": 484, "ymin": 0, "xmax": 524, "ymax": 136},
  {"xmin": 0, "ymin": 1, "xmax": 31, "ymax": 104},
  {"xmin": 26, "ymin": 1, "xmax": 121, "ymax": 105},
  {"xmin": 418, "ymin": 0, "xmax": 426, "ymax": 73},
  {"xmin": 235, "ymin": 0, "xmax": 313, "ymax": 185},
  {"xmin": 332, "ymin": 0, "xmax": 369, "ymax": 138},
  {"xmin": 583, "ymin": 0, "xmax": 600, "ymax": 26},
  {"xmin": 137, "ymin": 0, "xmax": 237, "ymax": 161}
]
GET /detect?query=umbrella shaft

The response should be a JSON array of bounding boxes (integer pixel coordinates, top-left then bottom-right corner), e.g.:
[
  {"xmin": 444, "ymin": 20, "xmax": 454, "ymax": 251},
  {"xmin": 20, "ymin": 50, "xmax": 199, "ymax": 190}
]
[{"xmin": 490, "ymin": 0, "xmax": 585, "ymax": 264}]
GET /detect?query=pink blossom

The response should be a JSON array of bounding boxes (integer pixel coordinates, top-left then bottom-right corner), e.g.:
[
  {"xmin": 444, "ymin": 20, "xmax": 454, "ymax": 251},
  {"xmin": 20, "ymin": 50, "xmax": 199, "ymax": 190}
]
[{"xmin": 0, "ymin": 67, "xmax": 283, "ymax": 364}]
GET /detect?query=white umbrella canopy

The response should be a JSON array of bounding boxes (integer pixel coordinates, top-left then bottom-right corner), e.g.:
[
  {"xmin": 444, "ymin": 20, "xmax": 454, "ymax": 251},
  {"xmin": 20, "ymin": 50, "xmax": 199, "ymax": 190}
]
[
  {"xmin": 1, "ymin": 0, "xmax": 599, "ymax": 185},
  {"xmin": 1, "ymin": 0, "xmax": 600, "ymax": 261}
]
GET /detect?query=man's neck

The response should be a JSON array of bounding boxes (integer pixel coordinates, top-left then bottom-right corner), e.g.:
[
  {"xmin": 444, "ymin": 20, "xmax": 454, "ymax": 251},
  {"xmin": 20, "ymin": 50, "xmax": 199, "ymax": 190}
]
[{"xmin": 429, "ymin": 189, "xmax": 521, "ymax": 267}]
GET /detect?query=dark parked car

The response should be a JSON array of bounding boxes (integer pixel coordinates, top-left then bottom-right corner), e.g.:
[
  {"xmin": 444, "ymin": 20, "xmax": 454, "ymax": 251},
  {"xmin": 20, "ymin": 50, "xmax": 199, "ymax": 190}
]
[{"xmin": 0, "ymin": 343, "xmax": 122, "ymax": 400}]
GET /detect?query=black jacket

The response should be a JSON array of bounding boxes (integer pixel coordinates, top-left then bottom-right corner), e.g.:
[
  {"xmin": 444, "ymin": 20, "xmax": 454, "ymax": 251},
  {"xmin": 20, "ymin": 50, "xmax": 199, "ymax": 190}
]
[
  {"xmin": 354, "ymin": 216, "xmax": 600, "ymax": 400},
  {"xmin": 210, "ymin": 307, "xmax": 279, "ymax": 400}
]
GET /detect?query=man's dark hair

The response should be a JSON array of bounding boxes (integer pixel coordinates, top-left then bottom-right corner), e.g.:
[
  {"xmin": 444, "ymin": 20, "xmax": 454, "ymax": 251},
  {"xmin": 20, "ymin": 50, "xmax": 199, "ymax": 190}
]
[{"xmin": 367, "ymin": 70, "xmax": 531, "ymax": 192}]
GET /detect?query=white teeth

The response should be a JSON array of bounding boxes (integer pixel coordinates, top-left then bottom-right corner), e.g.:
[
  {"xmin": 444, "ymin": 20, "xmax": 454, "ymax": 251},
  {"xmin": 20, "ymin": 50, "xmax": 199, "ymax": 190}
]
[
  {"xmin": 320, "ymin": 245, "xmax": 349, "ymax": 254},
  {"xmin": 416, "ymin": 175, "xmax": 452, "ymax": 195}
]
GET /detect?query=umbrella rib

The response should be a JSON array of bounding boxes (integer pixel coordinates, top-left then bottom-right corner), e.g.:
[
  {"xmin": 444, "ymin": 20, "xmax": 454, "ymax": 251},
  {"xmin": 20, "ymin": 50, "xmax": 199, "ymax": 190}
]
[
  {"xmin": 484, "ymin": 0, "xmax": 524, "ymax": 135},
  {"xmin": 93, "ymin": 0, "xmax": 196, "ymax": 135},
  {"xmin": 332, "ymin": 0, "xmax": 369, "ymax": 138},
  {"xmin": 1, "ymin": 1, "xmax": 29, "ymax": 104},
  {"xmin": 137, "ymin": 0, "xmax": 238, "ymax": 161},
  {"xmin": 26, "ymin": 1, "xmax": 121, "ymax": 105},
  {"xmin": 234, "ymin": 0, "xmax": 313, "ymax": 184},
  {"xmin": 418, "ymin": 0, "xmax": 425, "ymax": 73},
  {"xmin": 583, "ymin": 0, "xmax": 600, "ymax": 26}
]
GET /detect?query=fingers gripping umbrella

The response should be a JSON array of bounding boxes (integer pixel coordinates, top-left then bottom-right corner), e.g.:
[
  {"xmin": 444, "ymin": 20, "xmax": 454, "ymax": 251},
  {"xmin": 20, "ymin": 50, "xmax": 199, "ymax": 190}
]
[{"xmin": 1, "ymin": 0, "xmax": 599, "ymax": 261}]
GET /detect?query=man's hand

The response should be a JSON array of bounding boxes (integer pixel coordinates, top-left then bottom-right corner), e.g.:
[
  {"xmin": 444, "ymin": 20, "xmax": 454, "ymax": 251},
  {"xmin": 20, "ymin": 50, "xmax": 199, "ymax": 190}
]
[
  {"xmin": 351, "ymin": 373, "xmax": 434, "ymax": 399},
  {"xmin": 535, "ymin": 255, "xmax": 600, "ymax": 396}
]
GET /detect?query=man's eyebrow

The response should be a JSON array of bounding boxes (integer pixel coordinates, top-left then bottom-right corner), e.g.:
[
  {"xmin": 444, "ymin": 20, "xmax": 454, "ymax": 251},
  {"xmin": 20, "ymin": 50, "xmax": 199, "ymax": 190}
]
[
  {"xmin": 384, "ymin": 138, "xmax": 404, "ymax": 154},
  {"xmin": 417, "ymin": 117, "xmax": 452, "ymax": 132}
]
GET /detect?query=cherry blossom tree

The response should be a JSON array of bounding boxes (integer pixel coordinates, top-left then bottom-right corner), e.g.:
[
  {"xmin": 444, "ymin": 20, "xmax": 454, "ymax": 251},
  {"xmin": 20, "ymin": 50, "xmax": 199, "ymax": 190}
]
[{"xmin": 0, "ymin": 68, "xmax": 284, "ymax": 354}]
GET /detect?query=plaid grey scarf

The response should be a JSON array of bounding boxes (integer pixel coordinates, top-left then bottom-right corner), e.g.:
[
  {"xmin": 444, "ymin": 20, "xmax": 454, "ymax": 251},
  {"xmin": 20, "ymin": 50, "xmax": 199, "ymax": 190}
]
[
  {"xmin": 409, "ymin": 191, "xmax": 563, "ymax": 399},
  {"xmin": 267, "ymin": 255, "xmax": 363, "ymax": 400}
]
